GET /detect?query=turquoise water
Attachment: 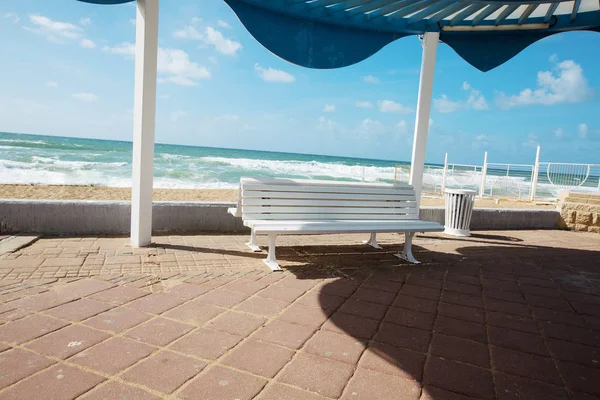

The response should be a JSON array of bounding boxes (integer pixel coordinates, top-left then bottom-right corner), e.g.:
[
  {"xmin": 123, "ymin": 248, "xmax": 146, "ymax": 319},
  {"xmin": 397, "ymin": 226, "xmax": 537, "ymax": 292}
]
[{"xmin": 0, "ymin": 132, "xmax": 412, "ymax": 188}]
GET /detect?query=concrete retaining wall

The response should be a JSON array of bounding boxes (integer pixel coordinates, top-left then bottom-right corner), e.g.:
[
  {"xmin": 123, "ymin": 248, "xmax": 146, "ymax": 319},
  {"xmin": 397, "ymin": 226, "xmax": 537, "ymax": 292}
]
[{"xmin": 0, "ymin": 200, "xmax": 559, "ymax": 235}]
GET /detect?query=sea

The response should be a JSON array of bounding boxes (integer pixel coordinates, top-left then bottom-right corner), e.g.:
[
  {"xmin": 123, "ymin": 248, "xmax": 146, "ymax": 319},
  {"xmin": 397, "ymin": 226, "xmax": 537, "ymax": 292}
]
[{"xmin": 0, "ymin": 131, "xmax": 595, "ymax": 199}]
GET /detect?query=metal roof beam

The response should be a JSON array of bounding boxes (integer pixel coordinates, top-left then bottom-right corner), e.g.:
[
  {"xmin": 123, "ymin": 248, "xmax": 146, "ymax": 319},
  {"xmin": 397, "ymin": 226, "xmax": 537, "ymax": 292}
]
[
  {"xmin": 428, "ymin": 2, "xmax": 469, "ymax": 24},
  {"xmin": 386, "ymin": 0, "xmax": 440, "ymax": 21},
  {"xmin": 449, "ymin": 4, "xmax": 487, "ymax": 26},
  {"xmin": 544, "ymin": 2, "xmax": 559, "ymax": 22},
  {"xmin": 406, "ymin": 0, "xmax": 454, "ymax": 25},
  {"xmin": 495, "ymin": 4, "xmax": 519, "ymax": 25},
  {"xmin": 571, "ymin": 0, "xmax": 582, "ymax": 21},
  {"xmin": 471, "ymin": 4, "xmax": 502, "ymax": 25},
  {"xmin": 518, "ymin": 4, "xmax": 538, "ymax": 24}
]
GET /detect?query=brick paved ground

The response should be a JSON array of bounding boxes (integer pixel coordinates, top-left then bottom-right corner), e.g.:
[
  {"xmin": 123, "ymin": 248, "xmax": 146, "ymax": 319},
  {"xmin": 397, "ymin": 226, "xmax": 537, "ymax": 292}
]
[{"xmin": 0, "ymin": 230, "xmax": 599, "ymax": 399}]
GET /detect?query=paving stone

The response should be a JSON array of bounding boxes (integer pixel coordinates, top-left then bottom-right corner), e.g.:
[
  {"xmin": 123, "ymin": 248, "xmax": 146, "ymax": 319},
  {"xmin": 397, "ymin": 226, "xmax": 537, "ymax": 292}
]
[
  {"xmin": 52, "ymin": 279, "xmax": 115, "ymax": 298},
  {"xmin": 278, "ymin": 352, "xmax": 354, "ymax": 398},
  {"xmin": 70, "ymin": 337, "xmax": 154, "ymax": 375},
  {"xmin": 178, "ymin": 365, "xmax": 266, "ymax": 400},
  {"xmin": 162, "ymin": 300, "xmax": 224, "ymax": 325},
  {"xmin": 525, "ymin": 294, "xmax": 574, "ymax": 312},
  {"xmin": 125, "ymin": 317, "xmax": 194, "ymax": 346},
  {"xmin": 405, "ymin": 275, "xmax": 443, "ymax": 289},
  {"xmin": 424, "ymin": 356, "xmax": 494, "ymax": 399},
  {"xmin": 278, "ymin": 276, "xmax": 320, "ymax": 291},
  {"xmin": 257, "ymin": 284, "xmax": 307, "ymax": 303},
  {"xmin": 358, "ymin": 342, "xmax": 426, "ymax": 380},
  {"xmin": 25, "ymin": 324, "xmax": 110, "ymax": 359},
  {"xmin": 0, "ymin": 364, "xmax": 104, "ymax": 400},
  {"xmin": 121, "ymin": 350, "xmax": 206, "ymax": 393},
  {"xmin": 80, "ymin": 381, "xmax": 160, "ymax": 400},
  {"xmin": 46, "ymin": 298, "xmax": 114, "ymax": 322},
  {"xmin": 205, "ymin": 311, "xmax": 266, "ymax": 336},
  {"xmin": 169, "ymin": 328, "xmax": 242, "ymax": 359},
  {"xmin": 0, "ymin": 308, "xmax": 33, "ymax": 322},
  {"xmin": 484, "ymin": 288, "xmax": 527, "ymax": 304},
  {"xmin": 558, "ymin": 361, "xmax": 600, "ymax": 396},
  {"xmin": 0, "ymin": 348, "xmax": 55, "ymax": 390},
  {"xmin": 484, "ymin": 297, "xmax": 531, "ymax": 317},
  {"xmin": 444, "ymin": 280, "xmax": 482, "ymax": 296},
  {"xmin": 223, "ymin": 279, "xmax": 269, "ymax": 295},
  {"xmin": 322, "ymin": 311, "xmax": 381, "ymax": 339},
  {"xmin": 194, "ymin": 289, "xmax": 250, "ymax": 307},
  {"xmin": 341, "ymin": 367, "xmax": 421, "ymax": 400},
  {"xmin": 10, "ymin": 291, "xmax": 78, "ymax": 311},
  {"xmin": 546, "ymin": 338, "xmax": 600, "ymax": 367},
  {"xmin": 251, "ymin": 320, "xmax": 317, "ymax": 349},
  {"xmin": 338, "ymin": 299, "xmax": 388, "ymax": 320},
  {"xmin": 442, "ymin": 291, "xmax": 484, "ymax": 309},
  {"xmin": 393, "ymin": 294, "xmax": 439, "ymax": 314},
  {"xmin": 373, "ymin": 322, "xmax": 431, "ymax": 352},
  {"xmin": 350, "ymin": 287, "xmax": 397, "ymax": 305},
  {"xmin": 222, "ymin": 339, "xmax": 294, "ymax": 378},
  {"xmin": 421, "ymin": 386, "xmax": 479, "ymax": 400},
  {"xmin": 162, "ymin": 283, "xmax": 211, "ymax": 300},
  {"xmin": 540, "ymin": 321, "xmax": 600, "ymax": 347},
  {"xmin": 41, "ymin": 257, "xmax": 86, "ymax": 267},
  {"xmin": 488, "ymin": 326, "xmax": 550, "ymax": 356},
  {"xmin": 314, "ymin": 280, "xmax": 357, "ymax": 298},
  {"xmin": 491, "ymin": 346, "xmax": 562, "ymax": 385},
  {"xmin": 278, "ymin": 303, "xmax": 332, "ymax": 327},
  {"xmin": 0, "ymin": 314, "xmax": 68, "ymax": 345},
  {"xmin": 295, "ymin": 291, "xmax": 346, "ymax": 311},
  {"xmin": 399, "ymin": 284, "xmax": 440, "ymax": 301},
  {"xmin": 384, "ymin": 306, "xmax": 435, "ymax": 330},
  {"xmin": 531, "ymin": 307, "xmax": 586, "ymax": 327},
  {"xmin": 259, "ymin": 383, "xmax": 325, "ymax": 400},
  {"xmin": 434, "ymin": 315, "xmax": 487, "ymax": 343},
  {"xmin": 431, "ymin": 334, "xmax": 490, "ymax": 368},
  {"xmin": 89, "ymin": 285, "xmax": 150, "ymax": 305},
  {"xmin": 487, "ymin": 311, "xmax": 539, "ymax": 334},
  {"xmin": 361, "ymin": 278, "xmax": 404, "ymax": 294},
  {"xmin": 125, "ymin": 293, "xmax": 186, "ymax": 315},
  {"xmin": 83, "ymin": 306, "xmax": 151, "ymax": 333},
  {"xmin": 235, "ymin": 296, "xmax": 289, "ymax": 316},
  {"xmin": 494, "ymin": 371, "xmax": 571, "ymax": 400},
  {"xmin": 305, "ymin": 330, "xmax": 366, "ymax": 364},
  {"xmin": 437, "ymin": 302, "xmax": 485, "ymax": 323}
]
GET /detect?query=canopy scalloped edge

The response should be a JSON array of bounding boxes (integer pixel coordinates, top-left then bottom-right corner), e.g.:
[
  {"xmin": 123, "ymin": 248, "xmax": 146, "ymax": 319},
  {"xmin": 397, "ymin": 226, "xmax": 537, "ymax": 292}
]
[{"xmin": 224, "ymin": 0, "xmax": 599, "ymax": 71}]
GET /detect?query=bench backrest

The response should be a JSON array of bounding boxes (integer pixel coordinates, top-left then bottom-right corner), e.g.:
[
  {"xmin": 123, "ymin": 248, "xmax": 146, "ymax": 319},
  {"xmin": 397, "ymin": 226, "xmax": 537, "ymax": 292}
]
[{"xmin": 235, "ymin": 177, "xmax": 418, "ymax": 221}]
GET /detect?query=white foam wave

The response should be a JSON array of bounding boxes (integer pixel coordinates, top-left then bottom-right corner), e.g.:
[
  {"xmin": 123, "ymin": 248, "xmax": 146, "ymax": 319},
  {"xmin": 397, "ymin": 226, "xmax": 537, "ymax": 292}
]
[{"xmin": 0, "ymin": 139, "xmax": 47, "ymax": 145}]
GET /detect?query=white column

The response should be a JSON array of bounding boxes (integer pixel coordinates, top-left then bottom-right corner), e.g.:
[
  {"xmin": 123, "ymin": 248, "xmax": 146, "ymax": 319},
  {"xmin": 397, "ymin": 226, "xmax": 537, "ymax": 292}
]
[
  {"xmin": 409, "ymin": 32, "xmax": 439, "ymax": 207},
  {"xmin": 529, "ymin": 145, "xmax": 541, "ymax": 201},
  {"xmin": 131, "ymin": 0, "xmax": 159, "ymax": 247},
  {"xmin": 441, "ymin": 152, "xmax": 448, "ymax": 194},
  {"xmin": 479, "ymin": 151, "xmax": 488, "ymax": 197}
]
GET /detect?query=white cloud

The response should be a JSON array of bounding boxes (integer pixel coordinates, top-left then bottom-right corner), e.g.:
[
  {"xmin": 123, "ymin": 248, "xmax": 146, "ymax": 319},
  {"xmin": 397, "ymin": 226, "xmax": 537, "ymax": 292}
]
[
  {"xmin": 360, "ymin": 119, "xmax": 386, "ymax": 135},
  {"xmin": 578, "ymin": 123, "xmax": 588, "ymax": 139},
  {"xmin": 522, "ymin": 132, "xmax": 539, "ymax": 148},
  {"xmin": 323, "ymin": 104, "xmax": 335, "ymax": 112},
  {"xmin": 355, "ymin": 101, "xmax": 374, "ymax": 109},
  {"xmin": 554, "ymin": 128, "xmax": 564, "ymax": 138},
  {"xmin": 174, "ymin": 25, "xmax": 242, "ymax": 56},
  {"xmin": 214, "ymin": 114, "xmax": 240, "ymax": 121},
  {"xmin": 378, "ymin": 100, "xmax": 413, "ymax": 114},
  {"xmin": 79, "ymin": 38, "xmax": 96, "ymax": 48},
  {"xmin": 79, "ymin": 17, "xmax": 91, "ymax": 26},
  {"xmin": 217, "ymin": 19, "xmax": 231, "ymax": 29},
  {"xmin": 363, "ymin": 75, "xmax": 380, "ymax": 84},
  {"xmin": 473, "ymin": 134, "xmax": 489, "ymax": 148},
  {"xmin": 129, "ymin": 18, "xmax": 136, "ymax": 26},
  {"xmin": 397, "ymin": 120, "xmax": 408, "ymax": 133},
  {"xmin": 170, "ymin": 110, "xmax": 187, "ymax": 122},
  {"xmin": 434, "ymin": 81, "xmax": 488, "ymax": 113},
  {"xmin": 72, "ymin": 93, "xmax": 98, "ymax": 102},
  {"xmin": 191, "ymin": 17, "xmax": 202, "ymax": 24},
  {"xmin": 317, "ymin": 116, "xmax": 337, "ymax": 131},
  {"xmin": 2, "ymin": 12, "xmax": 20, "ymax": 24},
  {"xmin": 46, "ymin": 81, "xmax": 58, "ymax": 88},
  {"xmin": 497, "ymin": 57, "xmax": 592, "ymax": 109},
  {"xmin": 254, "ymin": 64, "xmax": 295, "ymax": 83},
  {"xmin": 26, "ymin": 14, "xmax": 82, "ymax": 43},
  {"xmin": 104, "ymin": 43, "xmax": 211, "ymax": 86}
]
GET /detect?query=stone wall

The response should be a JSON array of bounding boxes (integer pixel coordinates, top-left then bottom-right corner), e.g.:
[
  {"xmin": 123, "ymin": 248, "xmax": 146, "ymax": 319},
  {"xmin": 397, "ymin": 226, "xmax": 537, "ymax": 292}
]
[{"xmin": 558, "ymin": 192, "xmax": 600, "ymax": 233}]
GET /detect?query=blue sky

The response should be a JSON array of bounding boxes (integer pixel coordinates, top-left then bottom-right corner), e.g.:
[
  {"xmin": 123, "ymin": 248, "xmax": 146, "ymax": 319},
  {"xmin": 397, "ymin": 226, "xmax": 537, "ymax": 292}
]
[{"xmin": 1, "ymin": 0, "xmax": 599, "ymax": 165}]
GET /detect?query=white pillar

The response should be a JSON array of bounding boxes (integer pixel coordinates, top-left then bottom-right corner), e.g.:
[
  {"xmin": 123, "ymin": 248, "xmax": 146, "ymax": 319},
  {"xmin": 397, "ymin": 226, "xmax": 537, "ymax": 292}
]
[
  {"xmin": 409, "ymin": 32, "xmax": 439, "ymax": 207},
  {"xmin": 441, "ymin": 152, "xmax": 448, "ymax": 194},
  {"xmin": 529, "ymin": 145, "xmax": 541, "ymax": 201},
  {"xmin": 479, "ymin": 151, "xmax": 488, "ymax": 197},
  {"xmin": 131, "ymin": 0, "xmax": 159, "ymax": 247}
]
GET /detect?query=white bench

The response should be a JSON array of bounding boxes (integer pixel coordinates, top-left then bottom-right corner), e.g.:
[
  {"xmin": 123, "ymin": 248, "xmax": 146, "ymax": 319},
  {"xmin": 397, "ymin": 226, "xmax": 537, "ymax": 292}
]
[{"xmin": 228, "ymin": 177, "xmax": 444, "ymax": 271}]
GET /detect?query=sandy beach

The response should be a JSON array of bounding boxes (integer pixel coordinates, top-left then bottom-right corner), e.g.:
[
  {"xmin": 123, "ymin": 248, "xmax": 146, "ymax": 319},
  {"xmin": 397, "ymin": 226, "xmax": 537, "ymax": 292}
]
[{"xmin": 0, "ymin": 184, "xmax": 556, "ymax": 209}]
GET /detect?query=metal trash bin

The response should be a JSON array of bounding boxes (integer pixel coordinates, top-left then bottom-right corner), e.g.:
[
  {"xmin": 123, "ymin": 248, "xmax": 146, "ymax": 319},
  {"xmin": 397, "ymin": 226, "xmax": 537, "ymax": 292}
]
[{"xmin": 444, "ymin": 189, "xmax": 476, "ymax": 236}]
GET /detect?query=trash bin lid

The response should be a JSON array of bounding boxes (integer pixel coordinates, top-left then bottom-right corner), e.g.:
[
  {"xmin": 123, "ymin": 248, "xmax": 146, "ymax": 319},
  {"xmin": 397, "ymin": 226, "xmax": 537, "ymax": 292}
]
[{"xmin": 444, "ymin": 189, "xmax": 477, "ymax": 195}]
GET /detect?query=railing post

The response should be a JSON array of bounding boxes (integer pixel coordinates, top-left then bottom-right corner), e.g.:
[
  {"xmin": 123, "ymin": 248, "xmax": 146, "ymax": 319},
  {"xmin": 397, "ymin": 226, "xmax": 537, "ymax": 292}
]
[
  {"xmin": 479, "ymin": 151, "xmax": 488, "ymax": 197},
  {"xmin": 529, "ymin": 145, "xmax": 541, "ymax": 201},
  {"xmin": 441, "ymin": 152, "xmax": 448, "ymax": 195}
]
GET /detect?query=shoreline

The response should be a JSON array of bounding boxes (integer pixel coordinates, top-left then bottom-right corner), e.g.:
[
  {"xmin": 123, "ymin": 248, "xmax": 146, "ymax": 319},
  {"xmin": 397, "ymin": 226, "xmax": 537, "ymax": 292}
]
[{"xmin": 0, "ymin": 184, "xmax": 556, "ymax": 209}]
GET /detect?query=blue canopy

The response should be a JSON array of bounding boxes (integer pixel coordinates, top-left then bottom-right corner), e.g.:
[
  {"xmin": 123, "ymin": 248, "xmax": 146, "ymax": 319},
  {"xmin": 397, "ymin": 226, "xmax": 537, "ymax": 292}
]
[{"xmin": 78, "ymin": 0, "xmax": 600, "ymax": 71}]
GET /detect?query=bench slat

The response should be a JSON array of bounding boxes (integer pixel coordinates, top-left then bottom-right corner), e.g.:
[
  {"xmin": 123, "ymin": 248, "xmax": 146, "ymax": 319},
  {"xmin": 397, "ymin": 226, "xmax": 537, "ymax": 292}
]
[
  {"xmin": 241, "ymin": 177, "xmax": 412, "ymax": 189},
  {"xmin": 241, "ymin": 199, "xmax": 416, "ymax": 207},
  {"xmin": 242, "ymin": 191, "xmax": 415, "ymax": 201},
  {"xmin": 242, "ymin": 206, "xmax": 418, "ymax": 215},
  {"xmin": 242, "ymin": 184, "xmax": 413, "ymax": 195},
  {"xmin": 252, "ymin": 221, "xmax": 442, "ymax": 234},
  {"xmin": 243, "ymin": 213, "xmax": 420, "ymax": 220}
]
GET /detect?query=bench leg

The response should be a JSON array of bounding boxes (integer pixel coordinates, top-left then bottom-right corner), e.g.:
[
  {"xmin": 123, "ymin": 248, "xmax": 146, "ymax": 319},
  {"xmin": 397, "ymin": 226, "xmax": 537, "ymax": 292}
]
[
  {"xmin": 263, "ymin": 234, "xmax": 282, "ymax": 271},
  {"xmin": 363, "ymin": 233, "xmax": 383, "ymax": 249},
  {"xmin": 394, "ymin": 232, "xmax": 421, "ymax": 264},
  {"xmin": 246, "ymin": 229, "xmax": 262, "ymax": 252}
]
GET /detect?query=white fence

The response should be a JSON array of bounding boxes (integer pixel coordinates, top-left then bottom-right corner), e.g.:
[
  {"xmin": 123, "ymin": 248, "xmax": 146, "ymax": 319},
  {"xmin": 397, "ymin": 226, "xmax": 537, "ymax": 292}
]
[{"xmin": 391, "ymin": 147, "xmax": 600, "ymax": 201}]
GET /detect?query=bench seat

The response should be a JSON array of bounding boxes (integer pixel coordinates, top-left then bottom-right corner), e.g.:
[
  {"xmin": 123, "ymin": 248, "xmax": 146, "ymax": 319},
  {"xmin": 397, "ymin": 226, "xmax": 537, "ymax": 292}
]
[{"xmin": 228, "ymin": 177, "xmax": 444, "ymax": 271}]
